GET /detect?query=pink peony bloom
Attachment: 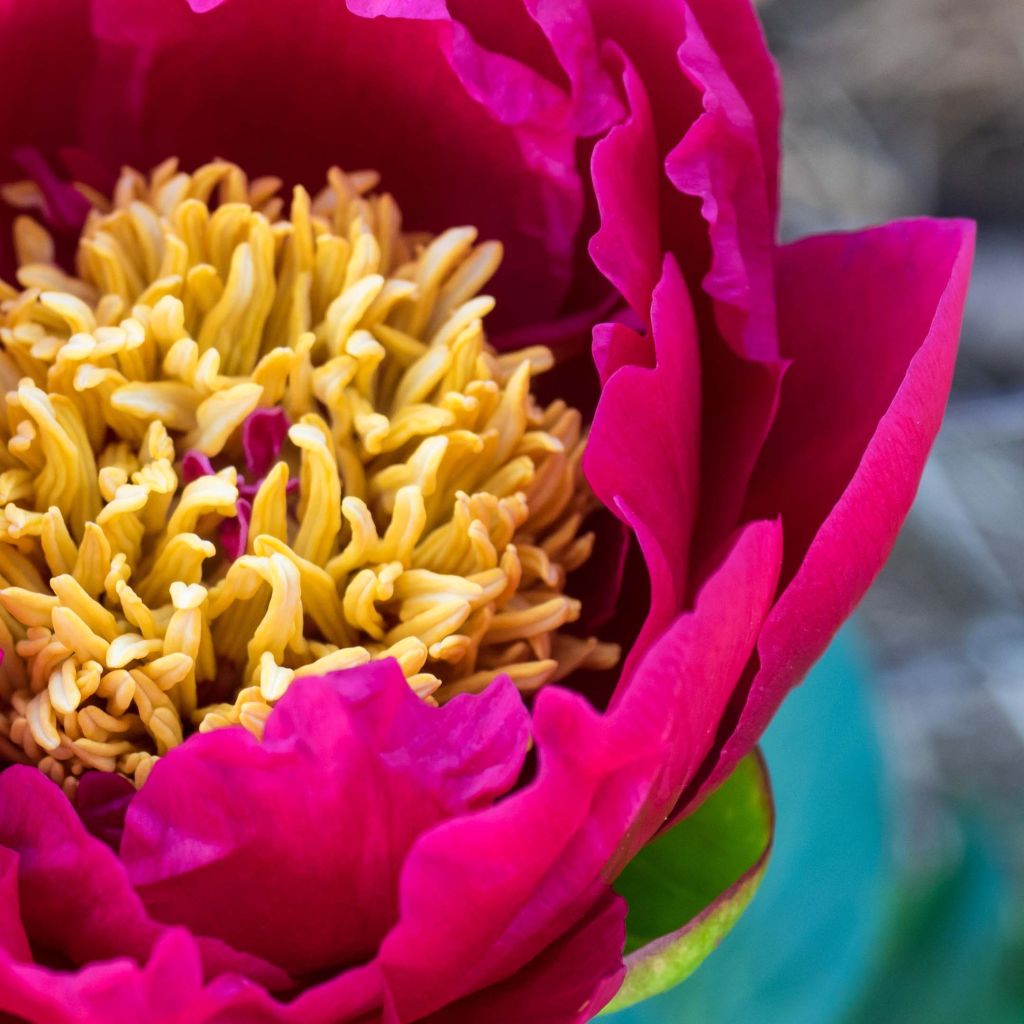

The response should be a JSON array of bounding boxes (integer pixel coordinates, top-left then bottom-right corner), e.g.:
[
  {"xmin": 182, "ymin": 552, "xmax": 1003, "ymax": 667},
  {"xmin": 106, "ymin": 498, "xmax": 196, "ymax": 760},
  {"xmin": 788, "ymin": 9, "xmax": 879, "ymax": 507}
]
[{"xmin": 0, "ymin": 1, "xmax": 973, "ymax": 1021}]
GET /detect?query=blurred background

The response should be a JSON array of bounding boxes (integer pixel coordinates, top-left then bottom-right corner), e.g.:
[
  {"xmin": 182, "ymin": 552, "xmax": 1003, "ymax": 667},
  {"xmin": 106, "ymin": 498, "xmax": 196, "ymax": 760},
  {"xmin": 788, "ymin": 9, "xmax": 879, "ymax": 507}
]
[
  {"xmin": 760, "ymin": 0, "xmax": 1024, "ymax": 887},
  {"xmin": 773, "ymin": 0, "xmax": 1024, "ymax": 1003},
  {"xmin": 762, "ymin": 0, "xmax": 1024, "ymax": 897},
  {"xmin": 615, "ymin": 1, "xmax": 1024, "ymax": 1020}
]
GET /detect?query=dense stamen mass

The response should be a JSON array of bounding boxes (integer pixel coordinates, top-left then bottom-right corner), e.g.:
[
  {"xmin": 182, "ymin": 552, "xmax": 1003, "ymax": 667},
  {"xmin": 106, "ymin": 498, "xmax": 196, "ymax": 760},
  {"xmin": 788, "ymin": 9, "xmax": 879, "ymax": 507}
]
[{"xmin": 0, "ymin": 159, "xmax": 616, "ymax": 792}]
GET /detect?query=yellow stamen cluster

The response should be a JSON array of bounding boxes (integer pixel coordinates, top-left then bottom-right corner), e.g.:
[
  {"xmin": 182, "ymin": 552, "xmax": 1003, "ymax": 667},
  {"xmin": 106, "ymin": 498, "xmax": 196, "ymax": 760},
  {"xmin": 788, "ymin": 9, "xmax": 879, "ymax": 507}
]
[{"xmin": 0, "ymin": 159, "xmax": 616, "ymax": 793}]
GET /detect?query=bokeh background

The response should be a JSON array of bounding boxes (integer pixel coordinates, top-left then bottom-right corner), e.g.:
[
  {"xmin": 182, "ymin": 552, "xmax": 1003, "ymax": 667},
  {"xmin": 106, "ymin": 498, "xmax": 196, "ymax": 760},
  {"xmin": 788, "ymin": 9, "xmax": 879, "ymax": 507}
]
[{"xmin": 763, "ymin": 0, "xmax": 1024, "ymax": 889}]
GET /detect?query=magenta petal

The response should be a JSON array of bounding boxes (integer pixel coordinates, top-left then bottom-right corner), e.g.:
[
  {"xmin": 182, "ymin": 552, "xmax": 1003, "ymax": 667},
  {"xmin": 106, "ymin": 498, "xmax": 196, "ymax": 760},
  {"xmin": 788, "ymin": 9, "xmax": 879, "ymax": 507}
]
[
  {"xmin": 0, "ymin": 929, "xmax": 201, "ymax": 1024},
  {"xmin": 378, "ymin": 694, "xmax": 647, "ymax": 1019},
  {"xmin": 586, "ymin": 255, "xmax": 701, "ymax": 670},
  {"xmin": 11, "ymin": 147, "xmax": 91, "ymax": 230},
  {"xmin": 0, "ymin": 767, "xmax": 162, "ymax": 965},
  {"xmin": 0, "ymin": 927, "xmax": 288, "ymax": 1024},
  {"xmin": 700, "ymin": 218, "xmax": 975, "ymax": 797},
  {"xmin": 605, "ymin": 519, "xmax": 783, "ymax": 846},
  {"xmin": 181, "ymin": 450, "xmax": 215, "ymax": 483},
  {"xmin": 585, "ymin": 4, "xmax": 785, "ymax": 579},
  {"xmin": 264, "ymin": 664, "xmax": 529, "ymax": 814},
  {"xmin": 0, "ymin": 846, "xmax": 31, "ymax": 960},
  {"xmin": 276, "ymin": 961, "xmax": 389, "ymax": 1024},
  {"xmin": 687, "ymin": 338, "xmax": 784, "ymax": 585},
  {"xmin": 218, "ymin": 497, "xmax": 251, "ymax": 562},
  {"xmin": 430, "ymin": 0, "xmax": 622, "ymax": 137},
  {"xmin": 588, "ymin": 47, "xmax": 661, "ymax": 323},
  {"xmin": 591, "ymin": 321, "xmax": 653, "ymax": 386},
  {"xmin": 423, "ymin": 891, "xmax": 627, "ymax": 1023},
  {"xmin": 587, "ymin": 0, "xmax": 782, "ymax": 360},
  {"xmin": 242, "ymin": 407, "xmax": 290, "ymax": 479},
  {"xmin": 0, "ymin": 774, "xmax": 289, "ymax": 1022},
  {"xmin": 0, "ymin": 768, "xmax": 289, "ymax": 998},
  {"xmin": 76, "ymin": 770, "xmax": 136, "ymax": 851},
  {"xmin": 518, "ymin": 0, "xmax": 624, "ymax": 136},
  {"xmin": 666, "ymin": 4, "xmax": 778, "ymax": 361},
  {"xmin": 584, "ymin": 0, "xmax": 712, "ymax": 302},
  {"xmin": 121, "ymin": 662, "xmax": 530, "ymax": 979},
  {"xmin": 680, "ymin": 0, "xmax": 782, "ymax": 223}
]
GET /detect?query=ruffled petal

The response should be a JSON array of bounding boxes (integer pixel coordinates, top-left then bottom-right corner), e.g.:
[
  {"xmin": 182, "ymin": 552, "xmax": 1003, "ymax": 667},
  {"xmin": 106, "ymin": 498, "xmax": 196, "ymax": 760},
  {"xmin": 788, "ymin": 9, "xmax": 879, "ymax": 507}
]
[
  {"xmin": 667, "ymin": 8, "xmax": 778, "ymax": 362},
  {"xmin": 586, "ymin": 256, "xmax": 701, "ymax": 670},
  {"xmin": 585, "ymin": 2, "xmax": 785, "ymax": 587},
  {"xmin": 275, "ymin": 962, "xmax": 390, "ymax": 1024},
  {"xmin": 585, "ymin": 0, "xmax": 781, "ymax": 360},
  {"xmin": 0, "ymin": 767, "xmax": 162, "ymax": 966},
  {"xmin": 441, "ymin": 0, "xmax": 623, "ymax": 137},
  {"xmin": 0, "ymin": 929, "xmax": 202, "ymax": 1024},
  {"xmin": 0, "ymin": 927, "xmax": 295, "ymax": 1024},
  {"xmin": 652, "ymin": 0, "xmax": 788, "ymax": 565},
  {"xmin": 0, "ymin": 769, "xmax": 287, "ymax": 1021},
  {"xmin": 583, "ymin": 0, "xmax": 706, "ymax": 312},
  {"xmin": 121, "ymin": 662, "xmax": 530, "ymax": 979},
  {"xmin": 699, "ymin": 218, "xmax": 975, "ymax": 797},
  {"xmin": 588, "ymin": 48, "xmax": 661, "ymax": 322},
  {"xmin": 680, "ymin": 0, "xmax": 781, "ymax": 219}
]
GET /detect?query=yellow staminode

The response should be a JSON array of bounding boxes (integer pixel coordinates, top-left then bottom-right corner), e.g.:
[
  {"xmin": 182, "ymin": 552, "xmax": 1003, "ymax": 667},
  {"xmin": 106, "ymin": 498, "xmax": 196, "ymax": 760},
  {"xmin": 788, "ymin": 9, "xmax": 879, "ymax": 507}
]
[{"xmin": 0, "ymin": 159, "xmax": 617, "ymax": 793}]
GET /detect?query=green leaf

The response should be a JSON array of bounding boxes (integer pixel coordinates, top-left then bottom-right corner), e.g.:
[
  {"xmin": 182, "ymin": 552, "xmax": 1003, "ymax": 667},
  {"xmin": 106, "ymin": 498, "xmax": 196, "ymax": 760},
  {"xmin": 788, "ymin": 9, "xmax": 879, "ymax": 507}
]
[{"xmin": 603, "ymin": 751, "xmax": 774, "ymax": 1013}]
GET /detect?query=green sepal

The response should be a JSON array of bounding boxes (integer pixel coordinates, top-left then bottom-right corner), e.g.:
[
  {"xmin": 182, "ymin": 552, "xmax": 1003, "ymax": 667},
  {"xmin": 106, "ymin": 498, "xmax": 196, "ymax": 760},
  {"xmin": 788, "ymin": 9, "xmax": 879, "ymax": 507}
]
[{"xmin": 603, "ymin": 751, "xmax": 774, "ymax": 1014}]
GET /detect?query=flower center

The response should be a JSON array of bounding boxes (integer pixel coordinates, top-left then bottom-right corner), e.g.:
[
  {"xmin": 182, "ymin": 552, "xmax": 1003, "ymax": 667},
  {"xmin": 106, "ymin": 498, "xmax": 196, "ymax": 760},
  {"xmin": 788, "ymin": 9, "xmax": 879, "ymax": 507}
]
[{"xmin": 0, "ymin": 159, "xmax": 617, "ymax": 792}]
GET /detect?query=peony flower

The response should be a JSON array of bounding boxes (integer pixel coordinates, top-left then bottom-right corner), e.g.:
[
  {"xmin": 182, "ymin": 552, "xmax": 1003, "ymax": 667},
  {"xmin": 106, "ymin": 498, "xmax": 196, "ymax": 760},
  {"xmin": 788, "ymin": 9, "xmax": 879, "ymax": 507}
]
[{"xmin": 0, "ymin": 1, "xmax": 973, "ymax": 1021}]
